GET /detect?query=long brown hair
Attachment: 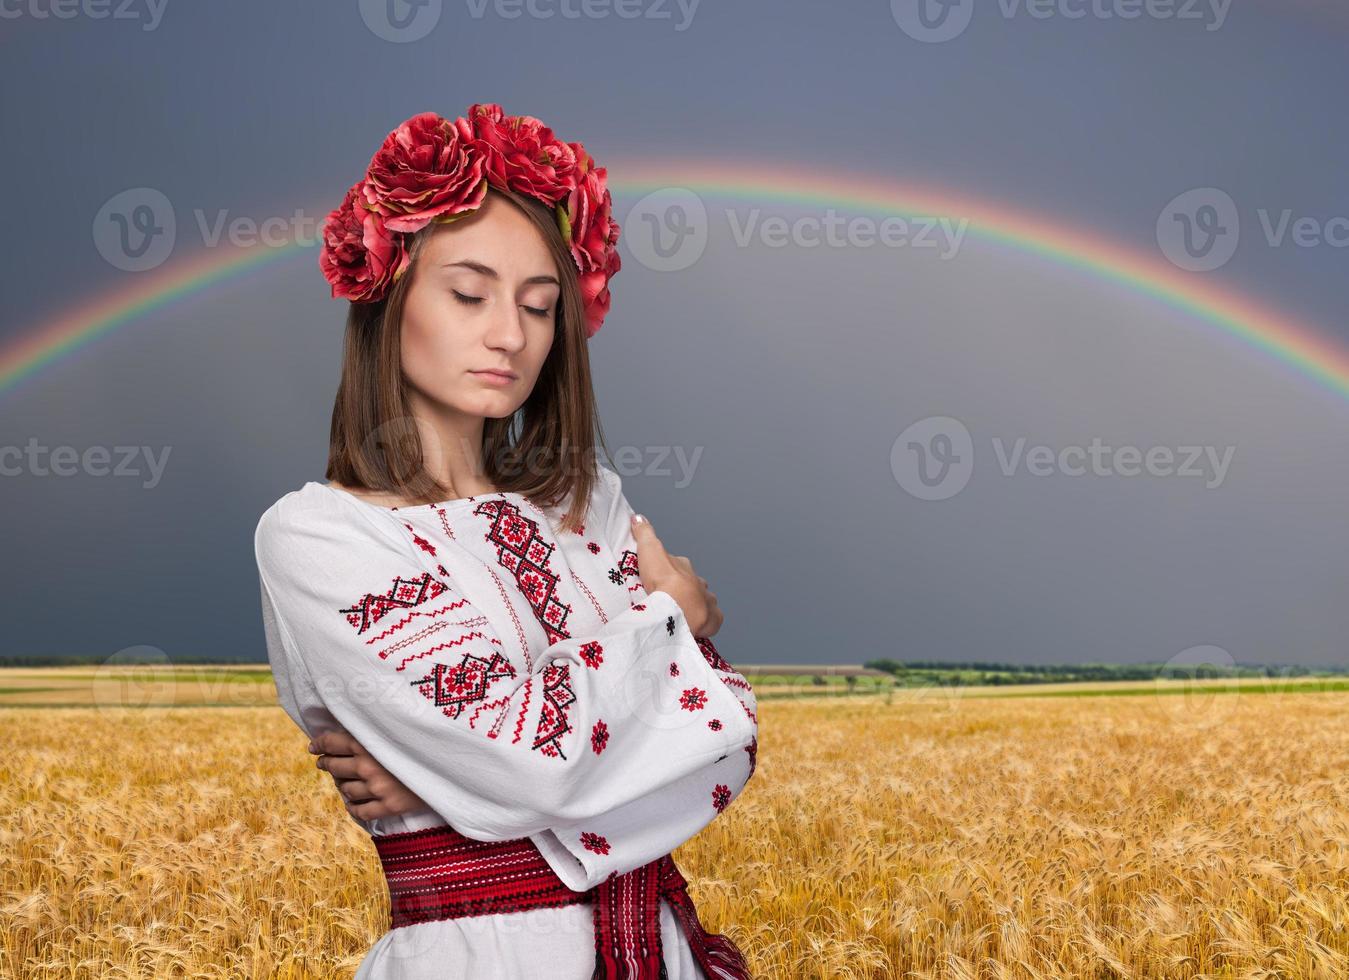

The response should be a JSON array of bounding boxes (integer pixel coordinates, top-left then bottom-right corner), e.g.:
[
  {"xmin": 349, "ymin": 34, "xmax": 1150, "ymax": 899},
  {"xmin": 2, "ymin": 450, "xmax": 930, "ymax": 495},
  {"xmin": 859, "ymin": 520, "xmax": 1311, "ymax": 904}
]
[{"xmin": 324, "ymin": 185, "xmax": 610, "ymax": 533}]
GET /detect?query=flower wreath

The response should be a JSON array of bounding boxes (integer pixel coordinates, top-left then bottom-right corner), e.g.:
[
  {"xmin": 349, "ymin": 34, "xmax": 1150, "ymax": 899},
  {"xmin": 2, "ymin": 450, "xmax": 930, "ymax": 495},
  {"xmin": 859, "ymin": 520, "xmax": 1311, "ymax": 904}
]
[{"xmin": 318, "ymin": 104, "xmax": 621, "ymax": 338}]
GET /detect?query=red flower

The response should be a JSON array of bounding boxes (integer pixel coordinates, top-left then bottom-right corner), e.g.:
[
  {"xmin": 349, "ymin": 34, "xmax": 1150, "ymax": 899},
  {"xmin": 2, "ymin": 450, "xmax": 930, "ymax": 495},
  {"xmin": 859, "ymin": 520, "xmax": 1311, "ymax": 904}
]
[
  {"xmin": 460, "ymin": 103, "xmax": 579, "ymax": 204},
  {"xmin": 679, "ymin": 687, "xmax": 707, "ymax": 711},
  {"xmin": 580, "ymin": 831, "xmax": 610, "ymax": 855},
  {"xmin": 591, "ymin": 719, "xmax": 609, "ymax": 754},
  {"xmin": 580, "ymin": 641, "xmax": 604, "ymax": 669},
  {"xmin": 318, "ymin": 105, "xmax": 622, "ymax": 323},
  {"xmin": 707, "ymin": 718, "xmax": 722, "ymax": 731},
  {"xmin": 560, "ymin": 157, "xmax": 621, "ymax": 338},
  {"xmin": 362, "ymin": 112, "xmax": 488, "ymax": 234},
  {"xmin": 318, "ymin": 182, "xmax": 409, "ymax": 302},
  {"xmin": 711, "ymin": 783, "xmax": 732, "ymax": 813}
]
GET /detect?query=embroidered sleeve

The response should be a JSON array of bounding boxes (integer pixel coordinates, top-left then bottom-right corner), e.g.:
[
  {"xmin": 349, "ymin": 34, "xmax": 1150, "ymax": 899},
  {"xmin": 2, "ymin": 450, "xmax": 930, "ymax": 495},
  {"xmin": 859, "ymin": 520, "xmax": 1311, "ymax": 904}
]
[
  {"xmin": 528, "ymin": 468, "xmax": 760, "ymax": 890},
  {"xmin": 253, "ymin": 488, "xmax": 755, "ymax": 890}
]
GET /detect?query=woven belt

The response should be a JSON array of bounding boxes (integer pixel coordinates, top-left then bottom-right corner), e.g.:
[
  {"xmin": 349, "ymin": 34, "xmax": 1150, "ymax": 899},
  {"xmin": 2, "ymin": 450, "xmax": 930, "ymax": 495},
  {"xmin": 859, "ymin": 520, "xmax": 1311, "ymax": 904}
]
[{"xmin": 373, "ymin": 824, "xmax": 752, "ymax": 979}]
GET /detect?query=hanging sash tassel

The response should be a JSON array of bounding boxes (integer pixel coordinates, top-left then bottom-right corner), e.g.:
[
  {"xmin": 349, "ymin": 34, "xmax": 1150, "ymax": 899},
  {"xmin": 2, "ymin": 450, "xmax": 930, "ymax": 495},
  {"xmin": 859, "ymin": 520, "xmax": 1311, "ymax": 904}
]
[
  {"xmin": 590, "ymin": 852, "xmax": 752, "ymax": 980},
  {"xmin": 373, "ymin": 824, "xmax": 752, "ymax": 979}
]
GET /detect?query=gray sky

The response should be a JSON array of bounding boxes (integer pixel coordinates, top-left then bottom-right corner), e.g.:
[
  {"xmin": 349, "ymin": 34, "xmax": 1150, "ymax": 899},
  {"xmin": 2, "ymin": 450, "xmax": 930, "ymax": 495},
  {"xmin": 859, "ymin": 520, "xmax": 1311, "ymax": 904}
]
[{"xmin": 2, "ymin": 1, "xmax": 1346, "ymax": 667}]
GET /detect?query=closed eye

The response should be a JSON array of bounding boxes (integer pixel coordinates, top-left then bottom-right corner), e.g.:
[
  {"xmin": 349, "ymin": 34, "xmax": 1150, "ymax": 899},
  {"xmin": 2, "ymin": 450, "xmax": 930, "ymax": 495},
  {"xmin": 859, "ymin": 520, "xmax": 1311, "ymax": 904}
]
[{"xmin": 453, "ymin": 291, "xmax": 552, "ymax": 319}]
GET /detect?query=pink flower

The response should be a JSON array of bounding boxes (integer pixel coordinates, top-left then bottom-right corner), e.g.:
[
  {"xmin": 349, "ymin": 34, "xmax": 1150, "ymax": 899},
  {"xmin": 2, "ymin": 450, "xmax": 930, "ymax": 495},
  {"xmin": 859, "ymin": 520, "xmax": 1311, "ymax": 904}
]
[
  {"xmin": 460, "ymin": 103, "xmax": 579, "ymax": 204},
  {"xmin": 711, "ymin": 784, "xmax": 732, "ymax": 813},
  {"xmin": 319, "ymin": 182, "xmax": 409, "ymax": 302},
  {"xmin": 362, "ymin": 112, "xmax": 488, "ymax": 234}
]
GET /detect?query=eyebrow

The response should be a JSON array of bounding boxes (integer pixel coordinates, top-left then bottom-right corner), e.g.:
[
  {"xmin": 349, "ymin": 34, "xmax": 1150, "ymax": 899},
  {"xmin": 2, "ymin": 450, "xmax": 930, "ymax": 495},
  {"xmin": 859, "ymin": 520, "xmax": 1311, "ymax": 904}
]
[{"xmin": 441, "ymin": 259, "xmax": 559, "ymax": 286}]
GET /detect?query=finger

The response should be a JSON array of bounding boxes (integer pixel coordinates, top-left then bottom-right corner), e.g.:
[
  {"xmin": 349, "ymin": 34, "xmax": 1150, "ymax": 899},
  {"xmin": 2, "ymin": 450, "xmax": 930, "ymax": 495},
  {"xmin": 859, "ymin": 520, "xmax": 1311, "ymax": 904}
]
[
  {"xmin": 335, "ymin": 778, "xmax": 373, "ymax": 801},
  {"xmin": 346, "ymin": 799, "xmax": 391, "ymax": 820},
  {"xmin": 631, "ymin": 514, "xmax": 674, "ymax": 580},
  {"xmin": 317, "ymin": 753, "xmax": 366, "ymax": 780},
  {"xmin": 310, "ymin": 729, "xmax": 357, "ymax": 757}
]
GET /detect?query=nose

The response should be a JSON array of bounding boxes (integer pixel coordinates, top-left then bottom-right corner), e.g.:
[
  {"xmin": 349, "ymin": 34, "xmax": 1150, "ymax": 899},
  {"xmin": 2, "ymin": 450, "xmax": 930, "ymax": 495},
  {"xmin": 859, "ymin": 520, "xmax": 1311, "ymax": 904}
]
[{"xmin": 483, "ymin": 300, "xmax": 529, "ymax": 352}]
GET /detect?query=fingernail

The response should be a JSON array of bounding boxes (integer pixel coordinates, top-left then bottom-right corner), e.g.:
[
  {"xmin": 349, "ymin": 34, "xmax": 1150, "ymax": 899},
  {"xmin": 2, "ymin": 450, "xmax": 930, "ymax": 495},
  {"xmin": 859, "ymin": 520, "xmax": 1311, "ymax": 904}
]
[{"xmin": 632, "ymin": 513, "xmax": 647, "ymax": 525}]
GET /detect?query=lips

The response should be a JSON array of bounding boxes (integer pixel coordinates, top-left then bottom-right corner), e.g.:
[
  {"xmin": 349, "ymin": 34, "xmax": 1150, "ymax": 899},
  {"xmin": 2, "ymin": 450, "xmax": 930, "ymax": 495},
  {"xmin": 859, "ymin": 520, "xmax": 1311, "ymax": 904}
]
[{"xmin": 472, "ymin": 369, "xmax": 517, "ymax": 380}]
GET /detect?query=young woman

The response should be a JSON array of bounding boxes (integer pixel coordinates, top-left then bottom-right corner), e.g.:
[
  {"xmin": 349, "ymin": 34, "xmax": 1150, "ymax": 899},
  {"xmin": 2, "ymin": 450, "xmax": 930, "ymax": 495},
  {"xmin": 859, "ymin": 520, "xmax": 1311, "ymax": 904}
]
[{"xmin": 253, "ymin": 105, "xmax": 759, "ymax": 979}]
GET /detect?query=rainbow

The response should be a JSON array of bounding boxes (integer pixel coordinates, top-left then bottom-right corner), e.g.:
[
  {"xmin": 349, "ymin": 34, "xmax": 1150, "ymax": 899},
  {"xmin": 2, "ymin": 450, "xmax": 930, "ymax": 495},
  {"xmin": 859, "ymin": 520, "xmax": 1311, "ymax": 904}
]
[{"xmin": 4, "ymin": 161, "xmax": 1349, "ymax": 404}]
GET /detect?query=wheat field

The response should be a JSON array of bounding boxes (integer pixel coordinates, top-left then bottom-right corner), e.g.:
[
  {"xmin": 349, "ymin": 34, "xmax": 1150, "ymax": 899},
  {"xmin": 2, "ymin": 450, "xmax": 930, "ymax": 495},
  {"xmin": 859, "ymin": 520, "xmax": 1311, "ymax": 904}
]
[{"xmin": 2, "ymin": 669, "xmax": 1347, "ymax": 978}]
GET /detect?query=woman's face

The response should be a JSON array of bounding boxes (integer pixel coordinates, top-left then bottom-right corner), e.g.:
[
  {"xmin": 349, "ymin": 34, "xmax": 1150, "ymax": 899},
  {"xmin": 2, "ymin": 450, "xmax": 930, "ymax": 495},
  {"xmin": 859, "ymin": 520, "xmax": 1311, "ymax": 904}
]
[{"xmin": 399, "ymin": 191, "xmax": 560, "ymax": 421}]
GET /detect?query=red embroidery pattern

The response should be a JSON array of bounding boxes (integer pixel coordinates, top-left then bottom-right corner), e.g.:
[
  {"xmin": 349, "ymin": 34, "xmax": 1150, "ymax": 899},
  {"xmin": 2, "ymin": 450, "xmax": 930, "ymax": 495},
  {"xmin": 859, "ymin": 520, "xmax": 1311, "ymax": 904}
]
[
  {"xmin": 591, "ymin": 719, "xmax": 609, "ymax": 754},
  {"xmin": 617, "ymin": 549, "xmax": 640, "ymax": 580},
  {"xmin": 476, "ymin": 500, "xmax": 572, "ymax": 644},
  {"xmin": 404, "ymin": 523, "xmax": 438, "ymax": 557},
  {"xmin": 679, "ymin": 687, "xmax": 707, "ymax": 711},
  {"xmin": 580, "ymin": 641, "xmax": 604, "ymax": 669},
  {"xmin": 711, "ymin": 784, "xmax": 731, "ymax": 813},
  {"xmin": 532, "ymin": 662, "xmax": 576, "ymax": 758},
  {"xmin": 696, "ymin": 636, "xmax": 733, "ymax": 672},
  {"xmin": 339, "ymin": 571, "xmax": 520, "ymax": 739},
  {"xmin": 669, "ymin": 661, "xmax": 679, "ymax": 676},
  {"xmin": 580, "ymin": 831, "xmax": 610, "ymax": 855},
  {"xmin": 708, "ymin": 718, "xmax": 722, "ymax": 731},
  {"xmin": 476, "ymin": 499, "xmax": 590, "ymax": 760},
  {"xmin": 408, "ymin": 649, "xmax": 517, "ymax": 722},
  {"xmin": 745, "ymin": 735, "xmax": 757, "ymax": 777},
  {"xmin": 341, "ymin": 573, "xmax": 450, "ymax": 634}
]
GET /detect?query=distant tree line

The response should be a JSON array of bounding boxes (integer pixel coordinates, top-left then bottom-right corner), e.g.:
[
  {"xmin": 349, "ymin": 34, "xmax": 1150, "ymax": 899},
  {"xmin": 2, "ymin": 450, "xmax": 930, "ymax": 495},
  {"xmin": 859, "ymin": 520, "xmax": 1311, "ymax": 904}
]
[
  {"xmin": 0, "ymin": 656, "xmax": 269, "ymax": 667},
  {"xmin": 862, "ymin": 658, "xmax": 1337, "ymax": 686}
]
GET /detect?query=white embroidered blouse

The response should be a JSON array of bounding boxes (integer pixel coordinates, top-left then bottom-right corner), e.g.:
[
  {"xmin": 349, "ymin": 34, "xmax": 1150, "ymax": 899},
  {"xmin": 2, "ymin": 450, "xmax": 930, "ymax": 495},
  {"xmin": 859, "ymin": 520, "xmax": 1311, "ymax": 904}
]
[{"xmin": 253, "ymin": 467, "xmax": 758, "ymax": 978}]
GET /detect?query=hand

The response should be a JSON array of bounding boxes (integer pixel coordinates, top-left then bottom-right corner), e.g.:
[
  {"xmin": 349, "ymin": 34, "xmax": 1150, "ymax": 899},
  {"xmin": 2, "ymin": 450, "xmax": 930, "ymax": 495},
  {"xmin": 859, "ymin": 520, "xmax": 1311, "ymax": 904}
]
[
  {"xmin": 307, "ymin": 728, "xmax": 431, "ymax": 821},
  {"xmin": 630, "ymin": 512, "xmax": 723, "ymax": 637}
]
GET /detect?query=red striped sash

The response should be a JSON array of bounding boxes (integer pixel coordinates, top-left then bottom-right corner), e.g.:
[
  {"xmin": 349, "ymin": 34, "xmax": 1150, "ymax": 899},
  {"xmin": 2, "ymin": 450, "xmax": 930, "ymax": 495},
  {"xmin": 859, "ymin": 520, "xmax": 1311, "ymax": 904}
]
[{"xmin": 373, "ymin": 824, "xmax": 752, "ymax": 979}]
